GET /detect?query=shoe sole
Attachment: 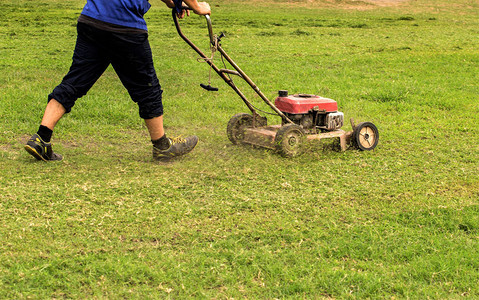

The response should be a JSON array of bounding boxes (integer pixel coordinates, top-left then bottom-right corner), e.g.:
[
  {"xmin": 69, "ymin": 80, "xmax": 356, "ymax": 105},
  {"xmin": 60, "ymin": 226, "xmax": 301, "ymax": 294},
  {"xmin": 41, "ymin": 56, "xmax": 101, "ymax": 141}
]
[{"xmin": 24, "ymin": 145, "xmax": 47, "ymax": 162}]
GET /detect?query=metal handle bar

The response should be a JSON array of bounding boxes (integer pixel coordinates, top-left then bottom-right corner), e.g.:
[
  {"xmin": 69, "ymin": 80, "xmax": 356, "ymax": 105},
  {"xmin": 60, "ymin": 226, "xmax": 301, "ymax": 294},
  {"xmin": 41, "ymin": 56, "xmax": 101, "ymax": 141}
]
[
  {"xmin": 172, "ymin": 9, "xmax": 293, "ymax": 124},
  {"xmin": 204, "ymin": 15, "xmax": 214, "ymax": 45},
  {"xmin": 176, "ymin": 6, "xmax": 214, "ymax": 45}
]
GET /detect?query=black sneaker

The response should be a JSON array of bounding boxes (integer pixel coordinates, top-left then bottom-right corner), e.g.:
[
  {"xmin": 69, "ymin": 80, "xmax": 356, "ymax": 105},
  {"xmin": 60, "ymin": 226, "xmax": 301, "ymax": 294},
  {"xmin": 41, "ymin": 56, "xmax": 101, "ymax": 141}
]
[
  {"xmin": 24, "ymin": 134, "xmax": 63, "ymax": 161},
  {"xmin": 153, "ymin": 135, "xmax": 199, "ymax": 161}
]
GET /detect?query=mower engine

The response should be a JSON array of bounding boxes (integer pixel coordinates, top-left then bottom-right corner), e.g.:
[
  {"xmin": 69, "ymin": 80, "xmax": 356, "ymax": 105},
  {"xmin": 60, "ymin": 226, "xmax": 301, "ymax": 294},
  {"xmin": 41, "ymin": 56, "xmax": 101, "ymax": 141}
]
[{"xmin": 274, "ymin": 90, "xmax": 344, "ymax": 133}]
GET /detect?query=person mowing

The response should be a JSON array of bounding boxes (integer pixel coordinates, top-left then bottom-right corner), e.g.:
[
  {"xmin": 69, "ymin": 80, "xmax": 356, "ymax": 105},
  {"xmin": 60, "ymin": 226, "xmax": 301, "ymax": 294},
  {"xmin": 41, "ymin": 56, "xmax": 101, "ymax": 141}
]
[{"xmin": 24, "ymin": 0, "xmax": 211, "ymax": 162}]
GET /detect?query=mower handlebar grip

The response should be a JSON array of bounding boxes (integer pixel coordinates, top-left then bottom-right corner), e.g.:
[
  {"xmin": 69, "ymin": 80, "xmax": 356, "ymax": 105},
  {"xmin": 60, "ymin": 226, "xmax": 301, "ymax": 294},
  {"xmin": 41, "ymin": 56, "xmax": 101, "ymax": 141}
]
[{"xmin": 173, "ymin": 7, "xmax": 215, "ymax": 46}]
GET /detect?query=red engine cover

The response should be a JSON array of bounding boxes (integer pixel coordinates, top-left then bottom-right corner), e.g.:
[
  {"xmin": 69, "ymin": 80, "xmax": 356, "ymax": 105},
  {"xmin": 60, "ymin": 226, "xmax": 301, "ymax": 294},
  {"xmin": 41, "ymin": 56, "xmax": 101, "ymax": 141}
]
[{"xmin": 275, "ymin": 94, "xmax": 338, "ymax": 114}]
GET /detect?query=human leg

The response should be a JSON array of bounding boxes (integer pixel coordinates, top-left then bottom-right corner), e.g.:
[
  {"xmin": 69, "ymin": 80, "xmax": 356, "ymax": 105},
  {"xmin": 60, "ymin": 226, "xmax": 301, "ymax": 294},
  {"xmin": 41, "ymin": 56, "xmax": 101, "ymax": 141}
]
[
  {"xmin": 41, "ymin": 99, "xmax": 67, "ymax": 131},
  {"xmin": 25, "ymin": 23, "xmax": 110, "ymax": 161},
  {"xmin": 144, "ymin": 115, "xmax": 165, "ymax": 140},
  {"xmin": 24, "ymin": 99, "xmax": 65, "ymax": 161},
  {"xmin": 109, "ymin": 32, "xmax": 198, "ymax": 160}
]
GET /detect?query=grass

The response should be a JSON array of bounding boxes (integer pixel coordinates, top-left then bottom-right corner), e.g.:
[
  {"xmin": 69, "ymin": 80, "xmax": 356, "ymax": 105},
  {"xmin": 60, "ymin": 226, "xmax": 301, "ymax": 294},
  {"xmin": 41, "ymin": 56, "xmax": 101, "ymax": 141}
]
[{"xmin": 1, "ymin": 0, "xmax": 479, "ymax": 298}]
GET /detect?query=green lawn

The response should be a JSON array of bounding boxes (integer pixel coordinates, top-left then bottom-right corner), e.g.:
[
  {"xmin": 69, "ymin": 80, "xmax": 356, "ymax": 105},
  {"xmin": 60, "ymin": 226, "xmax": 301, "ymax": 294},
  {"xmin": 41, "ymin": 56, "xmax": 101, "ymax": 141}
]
[{"xmin": 1, "ymin": 0, "xmax": 478, "ymax": 298}]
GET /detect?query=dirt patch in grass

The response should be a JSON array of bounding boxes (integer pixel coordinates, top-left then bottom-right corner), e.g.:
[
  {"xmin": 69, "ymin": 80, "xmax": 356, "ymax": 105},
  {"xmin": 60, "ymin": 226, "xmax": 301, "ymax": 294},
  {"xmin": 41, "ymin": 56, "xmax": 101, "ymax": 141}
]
[
  {"xmin": 362, "ymin": 0, "xmax": 409, "ymax": 5},
  {"xmin": 238, "ymin": 0, "xmax": 410, "ymax": 9},
  {"xmin": 18, "ymin": 134, "xmax": 30, "ymax": 145},
  {"xmin": 320, "ymin": 0, "xmax": 410, "ymax": 10},
  {"xmin": 0, "ymin": 144, "xmax": 14, "ymax": 153}
]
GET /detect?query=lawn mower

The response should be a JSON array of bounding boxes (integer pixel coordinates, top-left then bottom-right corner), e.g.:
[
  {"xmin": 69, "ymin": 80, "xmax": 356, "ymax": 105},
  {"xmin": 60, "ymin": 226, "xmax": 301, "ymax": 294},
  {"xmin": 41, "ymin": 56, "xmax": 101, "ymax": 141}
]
[{"xmin": 173, "ymin": 11, "xmax": 379, "ymax": 157}]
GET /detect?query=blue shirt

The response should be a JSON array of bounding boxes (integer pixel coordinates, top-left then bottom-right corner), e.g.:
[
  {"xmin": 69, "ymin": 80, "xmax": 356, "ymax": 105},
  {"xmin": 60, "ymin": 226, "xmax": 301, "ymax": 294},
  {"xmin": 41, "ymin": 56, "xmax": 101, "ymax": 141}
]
[{"xmin": 81, "ymin": 0, "xmax": 151, "ymax": 31}]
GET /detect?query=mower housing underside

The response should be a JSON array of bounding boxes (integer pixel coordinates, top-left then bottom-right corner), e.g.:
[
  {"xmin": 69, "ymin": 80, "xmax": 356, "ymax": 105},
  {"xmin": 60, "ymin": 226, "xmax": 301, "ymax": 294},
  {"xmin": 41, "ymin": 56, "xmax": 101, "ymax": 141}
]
[{"xmin": 243, "ymin": 125, "xmax": 353, "ymax": 151}]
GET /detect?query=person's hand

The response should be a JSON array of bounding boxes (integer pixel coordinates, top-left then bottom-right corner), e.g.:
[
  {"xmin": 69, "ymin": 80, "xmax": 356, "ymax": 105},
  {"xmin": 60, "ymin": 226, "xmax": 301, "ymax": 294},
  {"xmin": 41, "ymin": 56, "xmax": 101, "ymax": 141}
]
[
  {"xmin": 176, "ymin": 6, "xmax": 190, "ymax": 19},
  {"xmin": 192, "ymin": 2, "xmax": 211, "ymax": 15},
  {"xmin": 171, "ymin": 0, "xmax": 210, "ymax": 19}
]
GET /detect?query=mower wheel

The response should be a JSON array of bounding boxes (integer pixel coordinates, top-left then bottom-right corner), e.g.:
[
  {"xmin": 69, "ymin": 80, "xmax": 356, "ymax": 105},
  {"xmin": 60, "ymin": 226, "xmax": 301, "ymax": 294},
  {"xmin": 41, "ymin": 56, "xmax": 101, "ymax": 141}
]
[
  {"xmin": 227, "ymin": 113, "xmax": 253, "ymax": 145},
  {"xmin": 275, "ymin": 124, "xmax": 306, "ymax": 157},
  {"xmin": 353, "ymin": 122, "xmax": 379, "ymax": 151}
]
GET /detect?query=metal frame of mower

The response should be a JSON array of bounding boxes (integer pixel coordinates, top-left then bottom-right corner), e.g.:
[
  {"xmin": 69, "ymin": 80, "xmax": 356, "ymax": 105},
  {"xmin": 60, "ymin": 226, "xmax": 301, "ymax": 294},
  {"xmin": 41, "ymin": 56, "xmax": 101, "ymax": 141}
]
[{"xmin": 173, "ymin": 11, "xmax": 379, "ymax": 157}]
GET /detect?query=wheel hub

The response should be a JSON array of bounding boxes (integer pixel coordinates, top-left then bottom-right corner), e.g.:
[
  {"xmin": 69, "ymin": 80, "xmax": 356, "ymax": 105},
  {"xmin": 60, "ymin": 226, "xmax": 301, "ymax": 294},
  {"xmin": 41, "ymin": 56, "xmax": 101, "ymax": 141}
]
[{"xmin": 288, "ymin": 136, "xmax": 297, "ymax": 146}]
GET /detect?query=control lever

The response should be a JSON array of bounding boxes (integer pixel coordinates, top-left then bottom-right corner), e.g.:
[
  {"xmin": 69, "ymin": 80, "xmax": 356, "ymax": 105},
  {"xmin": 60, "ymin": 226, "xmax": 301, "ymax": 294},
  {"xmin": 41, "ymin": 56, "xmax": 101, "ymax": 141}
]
[
  {"xmin": 217, "ymin": 32, "xmax": 225, "ymax": 42},
  {"xmin": 200, "ymin": 83, "xmax": 219, "ymax": 91}
]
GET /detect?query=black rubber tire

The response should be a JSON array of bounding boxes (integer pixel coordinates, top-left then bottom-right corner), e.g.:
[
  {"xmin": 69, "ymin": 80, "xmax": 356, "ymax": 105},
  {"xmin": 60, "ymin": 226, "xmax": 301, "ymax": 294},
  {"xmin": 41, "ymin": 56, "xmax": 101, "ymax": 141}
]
[
  {"xmin": 226, "ymin": 113, "xmax": 254, "ymax": 145},
  {"xmin": 275, "ymin": 124, "xmax": 306, "ymax": 157},
  {"xmin": 353, "ymin": 122, "xmax": 379, "ymax": 151}
]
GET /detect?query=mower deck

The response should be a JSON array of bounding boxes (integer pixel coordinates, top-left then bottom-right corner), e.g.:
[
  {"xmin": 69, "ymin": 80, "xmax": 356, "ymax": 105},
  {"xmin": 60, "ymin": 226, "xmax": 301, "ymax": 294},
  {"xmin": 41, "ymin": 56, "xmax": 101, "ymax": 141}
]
[{"xmin": 243, "ymin": 125, "xmax": 352, "ymax": 152}]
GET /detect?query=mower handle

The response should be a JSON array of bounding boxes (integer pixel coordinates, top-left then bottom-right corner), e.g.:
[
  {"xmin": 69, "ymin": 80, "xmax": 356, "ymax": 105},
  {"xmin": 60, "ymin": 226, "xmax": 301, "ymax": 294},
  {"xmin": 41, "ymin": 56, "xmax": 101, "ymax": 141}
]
[
  {"xmin": 205, "ymin": 15, "xmax": 214, "ymax": 45},
  {"xmin": 175, "ymin": 6, "xmax": 215, "ymax": 45},
  {"xmin": 172, "ymin": 8, "xmax": 295, "ymax": 123}
]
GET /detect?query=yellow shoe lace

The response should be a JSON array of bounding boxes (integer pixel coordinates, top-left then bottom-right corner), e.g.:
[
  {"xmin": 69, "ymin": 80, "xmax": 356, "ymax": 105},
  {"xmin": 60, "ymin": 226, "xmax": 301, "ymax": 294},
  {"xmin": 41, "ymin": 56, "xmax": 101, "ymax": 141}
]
[{"xmin": 170, "ymin": 136, "xmax": 186, "ymax": 145}]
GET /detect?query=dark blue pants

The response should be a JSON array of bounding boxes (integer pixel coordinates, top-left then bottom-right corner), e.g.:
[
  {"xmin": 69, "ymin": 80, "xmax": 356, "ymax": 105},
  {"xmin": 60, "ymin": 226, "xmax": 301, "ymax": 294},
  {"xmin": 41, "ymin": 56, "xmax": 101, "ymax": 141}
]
[{"xmin": 49, "ymin": 22, "xmax": 163, "ymax": 119}]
